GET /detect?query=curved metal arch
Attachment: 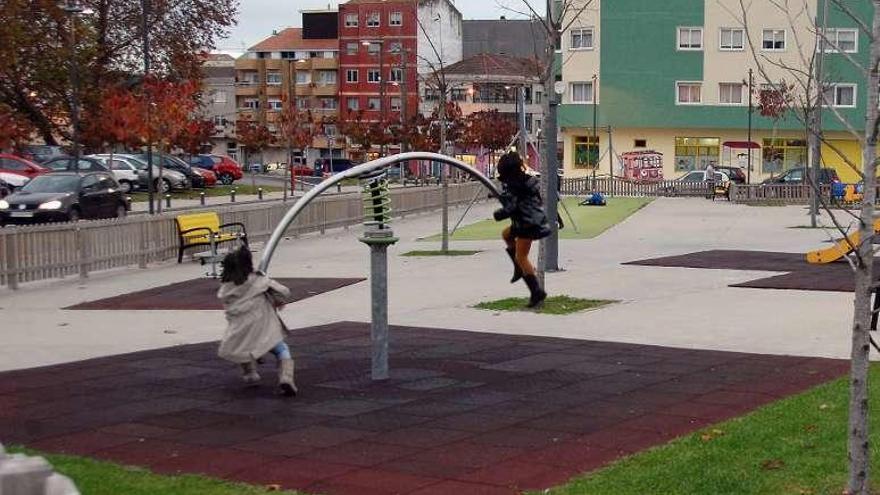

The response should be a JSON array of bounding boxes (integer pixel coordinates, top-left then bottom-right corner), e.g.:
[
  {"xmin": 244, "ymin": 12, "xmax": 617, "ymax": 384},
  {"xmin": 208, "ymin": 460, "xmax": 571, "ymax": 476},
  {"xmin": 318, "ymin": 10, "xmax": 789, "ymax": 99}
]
[{"xmin": 258, "ymin": 152, "xmax": 502, "ymax": 274}]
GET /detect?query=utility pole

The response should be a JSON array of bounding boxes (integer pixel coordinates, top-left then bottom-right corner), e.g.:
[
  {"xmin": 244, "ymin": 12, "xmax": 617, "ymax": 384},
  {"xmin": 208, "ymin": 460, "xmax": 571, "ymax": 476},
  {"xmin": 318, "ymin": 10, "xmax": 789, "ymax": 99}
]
[
  {"xmin": 809, "ymin": 0, "xmax": 829, "ymax": 227},
  {"xmin": 592, "ymin": 74, "xmax": 598, "ymax": 183},
  {"xmin": 747, "ymin": 68, "xmax": 754, "ymax": 185},
  {"xmin": 398, "ymin": 45, "xmax": 410, "ymax": 180},
  {"xmin": 285, "ymin": 60, "xmax": 296, "ymax": 202},
  {"xmin": 543, "ymin": 0, "xmax": 561, "ymax": 273},
  {"xmin": 141, "ymin": 0, "xmax": 154, "ymax": 214},
  {"xmin": 380, "ymin": 42, "xmax": 387, "ymax": 157},
  {"xmin": 517, "ymin": 85, "xmax": 528, "ymax": 157},
  {"xmin": 61, "ymin": 0, "xmax": 83, "ymax": 166}
]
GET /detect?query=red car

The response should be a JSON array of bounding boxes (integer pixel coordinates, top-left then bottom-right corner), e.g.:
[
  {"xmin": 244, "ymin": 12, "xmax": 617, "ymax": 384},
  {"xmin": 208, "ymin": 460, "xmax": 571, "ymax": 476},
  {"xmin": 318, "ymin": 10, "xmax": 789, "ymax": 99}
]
[
  {"xmin": 188, "ymin": 155, "xmax": 243, "ymax": 185},
  {"xmin": 191, "ymin": 167, "xmax": 217, "ymax": 188},
  {"xmin": 0, "ymin": 154, "xmax": 49, "ymax": 178}
]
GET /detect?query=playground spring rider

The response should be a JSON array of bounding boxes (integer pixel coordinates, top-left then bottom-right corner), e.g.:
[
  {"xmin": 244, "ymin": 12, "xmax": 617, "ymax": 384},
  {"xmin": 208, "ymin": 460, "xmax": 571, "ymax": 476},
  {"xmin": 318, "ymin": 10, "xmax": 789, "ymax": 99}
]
[{"xmin": 359, "ymin": 172, "xmax": 398, "ymax": 380}]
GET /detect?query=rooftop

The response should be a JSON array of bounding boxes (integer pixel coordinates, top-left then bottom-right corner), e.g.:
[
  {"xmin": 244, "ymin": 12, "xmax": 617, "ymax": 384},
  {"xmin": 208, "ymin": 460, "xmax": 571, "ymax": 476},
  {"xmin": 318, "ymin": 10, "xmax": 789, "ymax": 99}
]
[
  {"xmin": 248, "ymin": 28, "xmax": 338, "ymax": 52},
  {"xmin": 443, "ymin": 53, "xmax": 542, "ymax": 80}
]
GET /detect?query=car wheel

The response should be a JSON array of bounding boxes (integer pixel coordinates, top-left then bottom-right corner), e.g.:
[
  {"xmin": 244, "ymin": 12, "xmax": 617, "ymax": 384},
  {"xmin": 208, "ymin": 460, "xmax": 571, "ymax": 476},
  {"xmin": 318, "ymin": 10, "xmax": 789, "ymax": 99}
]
[
  {"xmin": 219, "ymin": 173, "xmax": 234, "ymax": 185},
  {"xmin": 115, "ymin": 204, "xmax": 127, "ymax": 218},
  {"xmin": 158, "ymin": 179, "xmax": 171, "ymax": 193},
  {"xmin": 67, "ymin": 208, "xmax": 80, "ymax": 222},
  {"xmin": 119, "ymin": 180, "xmax": 132, "ymax": 194}
]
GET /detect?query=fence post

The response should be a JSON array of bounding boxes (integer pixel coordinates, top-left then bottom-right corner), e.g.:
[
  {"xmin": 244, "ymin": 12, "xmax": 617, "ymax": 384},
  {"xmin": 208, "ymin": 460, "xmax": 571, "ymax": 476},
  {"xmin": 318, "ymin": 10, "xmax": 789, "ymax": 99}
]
[
  {"xmin": 200, "ymin": 192, "xmax": 206, "ymax": 206},
  {"xmin": 76, "ymin": 227, "xmax": 88, "ymax": 280},
  {"xmin": 6, "ymin": 233, "xmax": 18, "ymax": 290},
  {"xmin": 320, "ymin": 199, "xmax": 327, "ymax": 235},
  {"xmin": 138, "ymin": 221, "xmax": 148, "ymax": 269}
]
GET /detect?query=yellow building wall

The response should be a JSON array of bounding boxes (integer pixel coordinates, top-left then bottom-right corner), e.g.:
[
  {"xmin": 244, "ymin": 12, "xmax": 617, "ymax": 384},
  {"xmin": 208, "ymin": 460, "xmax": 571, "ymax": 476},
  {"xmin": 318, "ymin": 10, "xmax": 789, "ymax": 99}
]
[{"xmin": 821, "ymin": 139, "xmax": 862, "ymax": 183}]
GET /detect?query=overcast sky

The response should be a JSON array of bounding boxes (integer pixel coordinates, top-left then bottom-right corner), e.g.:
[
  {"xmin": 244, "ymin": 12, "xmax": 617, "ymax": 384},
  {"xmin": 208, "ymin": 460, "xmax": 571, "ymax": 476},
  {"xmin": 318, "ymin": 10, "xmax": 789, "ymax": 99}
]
[{"xmin": 218, "ymin": 0, "xmax": 544, "ymax": 54}]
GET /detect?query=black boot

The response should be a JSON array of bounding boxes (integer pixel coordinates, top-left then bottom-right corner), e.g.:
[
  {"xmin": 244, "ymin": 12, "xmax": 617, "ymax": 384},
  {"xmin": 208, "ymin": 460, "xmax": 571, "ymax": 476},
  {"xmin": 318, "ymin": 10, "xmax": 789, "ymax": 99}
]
[
  {"xmin": 523, "ymin": 274, "xmax": 547, "ymax": 308},
  {"xmin": 506, "ymin": 248, "xmax": 523, "ymax": 284}
]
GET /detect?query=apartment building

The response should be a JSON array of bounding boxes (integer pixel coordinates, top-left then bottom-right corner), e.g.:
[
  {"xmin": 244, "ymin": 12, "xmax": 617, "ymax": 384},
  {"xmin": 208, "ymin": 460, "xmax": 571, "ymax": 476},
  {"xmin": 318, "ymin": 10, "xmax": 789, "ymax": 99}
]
[
  {"xmin": 234, "ymin": 11, "xmax": 341, "ymax": 165},
  {"xmin": 201, "ymin": 54, "xmax": 238, "ymax": 160},
  {"xmin": 559, "ymin": 0, "xmax": 870, "ymax": 182}
]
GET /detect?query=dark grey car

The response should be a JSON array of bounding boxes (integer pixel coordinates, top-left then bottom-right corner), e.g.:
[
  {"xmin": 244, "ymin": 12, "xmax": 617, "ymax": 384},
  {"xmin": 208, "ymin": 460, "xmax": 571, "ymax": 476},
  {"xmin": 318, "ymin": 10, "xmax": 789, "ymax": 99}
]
[{"xmin": 0, "ymin": 172, "xmax": 130, "ymax": 225}]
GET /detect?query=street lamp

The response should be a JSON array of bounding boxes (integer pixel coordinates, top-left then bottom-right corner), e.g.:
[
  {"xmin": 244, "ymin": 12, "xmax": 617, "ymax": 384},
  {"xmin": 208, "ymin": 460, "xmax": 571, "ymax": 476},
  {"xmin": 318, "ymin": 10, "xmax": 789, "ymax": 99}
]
[
  {"xmin": 362, "ymin": 40, "xmax": 387, "ymax": 157},
  {"xmin": 59, "ymin": 0, "xmax": 92, "ymax": 165}
]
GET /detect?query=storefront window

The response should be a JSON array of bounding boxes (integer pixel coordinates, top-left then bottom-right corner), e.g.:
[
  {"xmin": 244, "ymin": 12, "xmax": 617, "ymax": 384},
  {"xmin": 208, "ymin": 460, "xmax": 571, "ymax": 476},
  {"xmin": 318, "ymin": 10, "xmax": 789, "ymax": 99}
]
[
  {"xmin": 674, "ymin": 137, "xmax": 720, "ymax": 171},
  {"xmin": 573, "ymin": 135, "xmax": 600, "ymax": 169},
  {"xmin": 762, "ymin": 138, "xmax": 807, "ymax": 175}
]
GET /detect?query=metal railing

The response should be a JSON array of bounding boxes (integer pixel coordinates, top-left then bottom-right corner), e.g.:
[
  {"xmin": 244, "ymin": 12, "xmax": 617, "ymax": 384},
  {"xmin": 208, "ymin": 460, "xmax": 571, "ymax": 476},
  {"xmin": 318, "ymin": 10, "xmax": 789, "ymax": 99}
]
[{"xmin": 0, "ymin": 182, "xmax": 484, "ymax": 289}]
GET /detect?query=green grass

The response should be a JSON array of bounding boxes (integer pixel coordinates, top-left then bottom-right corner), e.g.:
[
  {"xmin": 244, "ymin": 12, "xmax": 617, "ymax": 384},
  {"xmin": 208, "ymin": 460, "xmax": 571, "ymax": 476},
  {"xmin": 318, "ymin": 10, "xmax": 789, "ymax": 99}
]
[
  {"xmin": 421, "ymin": 197, "xmax": 653, "ymax": 241},
  {"xmin": 130, "ymin": 185, "xmax": 281, "ymax": 202},
  {"xmin": 8, "ymin": 448, "xmax": 300, "ymax": 495},
  {"xmin": 538, "ymin": 365, "xmax": 880, "ymax": 495},
  {"xmin": 401, "ymin": 249, "xmax": 482, "ymax": 257},
  {"xmin": 474, "ymin": 296, "xmax": 616, "ymax": 315}
]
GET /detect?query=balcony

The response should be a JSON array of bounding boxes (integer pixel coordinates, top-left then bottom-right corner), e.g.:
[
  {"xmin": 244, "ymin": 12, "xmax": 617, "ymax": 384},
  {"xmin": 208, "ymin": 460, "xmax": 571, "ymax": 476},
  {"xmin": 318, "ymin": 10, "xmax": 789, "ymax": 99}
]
[
  {"xmin": 312, "ymin": 84, "xmax": 338, "ymax": 97},
  {"xmin": 235, "ymin": 59, "xmax": 260, "ymax": 70},
  {"xmin": 235, "ymin": 85, "xmax": 260, "ymax": 96},
  {"xmin": 311, "ymin": 58, "xmax": 339, "ymax": 70}
]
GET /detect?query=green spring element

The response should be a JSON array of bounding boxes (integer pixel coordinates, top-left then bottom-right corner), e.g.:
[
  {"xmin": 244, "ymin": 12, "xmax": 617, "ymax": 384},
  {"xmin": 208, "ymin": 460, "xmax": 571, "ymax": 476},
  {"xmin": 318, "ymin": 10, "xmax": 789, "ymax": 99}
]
[{"xmin": 362, "ymin": 176, "xmax": 392, "ymax": 229}]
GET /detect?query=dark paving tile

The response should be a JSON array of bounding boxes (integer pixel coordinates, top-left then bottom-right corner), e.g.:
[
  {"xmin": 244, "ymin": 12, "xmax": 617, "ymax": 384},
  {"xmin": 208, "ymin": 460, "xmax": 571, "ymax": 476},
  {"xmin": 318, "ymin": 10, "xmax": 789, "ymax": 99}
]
[{"xmin": 0, "ymin": 321, "xmax": 847, "ymax": 495}]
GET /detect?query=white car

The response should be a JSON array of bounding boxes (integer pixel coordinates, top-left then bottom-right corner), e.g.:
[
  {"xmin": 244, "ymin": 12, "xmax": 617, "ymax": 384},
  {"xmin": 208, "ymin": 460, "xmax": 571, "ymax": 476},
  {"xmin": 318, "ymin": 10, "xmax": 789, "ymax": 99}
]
[
  {"xmin": 0, "ymin": 172, "xmax": 29, "ymax": 198},
  {"xmin": 88, "ymin": 155, "xmax": 140, "ymax": 193}
]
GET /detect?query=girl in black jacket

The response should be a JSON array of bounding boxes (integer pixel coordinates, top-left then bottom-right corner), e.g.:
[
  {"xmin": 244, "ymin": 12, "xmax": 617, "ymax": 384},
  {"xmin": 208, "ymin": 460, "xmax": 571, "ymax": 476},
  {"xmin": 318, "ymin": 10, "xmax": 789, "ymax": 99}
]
[{"xmin": 493, "ymin": 152, "xmax": 550, "ymax": 307}]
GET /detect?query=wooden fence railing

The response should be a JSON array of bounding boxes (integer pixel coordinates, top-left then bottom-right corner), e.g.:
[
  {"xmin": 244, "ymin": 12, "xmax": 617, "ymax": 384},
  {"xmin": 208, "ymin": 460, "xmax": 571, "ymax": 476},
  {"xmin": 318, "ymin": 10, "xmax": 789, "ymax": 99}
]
[
  {"xmin": 0, "ymin": 182, "xmax": 484, "ymax": 289},
  {"xmin": 728, "ymin": 184, "xmax": 836, "ymax": 205},
  {"xmin": 560, "ymin": 177, "xmax": 712, "ymax": 197}
]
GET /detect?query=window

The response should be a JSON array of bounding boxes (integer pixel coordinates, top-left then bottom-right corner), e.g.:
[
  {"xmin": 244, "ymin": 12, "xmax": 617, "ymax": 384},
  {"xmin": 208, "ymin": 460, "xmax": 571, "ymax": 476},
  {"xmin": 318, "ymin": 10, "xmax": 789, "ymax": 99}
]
[
  {"xmin": 570, "ymin": 28, "xmax": 594, "ymax": 50},
  {"xmin": 675, "ymin": 137, "xmax": 720, "ymax": 171},
  {"xmin": 267, "ymin": 98, "xmax": 283, "ymax": 110},
  {"xmin": 324, "ymin": 124, "xmax": 337, "ymax": 136},
  {"xmin": 389, "ymin": 42, "xmax": 403, "ymax": 53},
  {"xmin": 346, "ymin": 43, "xmax": 358, "ymax": 55},
  {"xmin": 367, "ymin": 12, "xmax": 380, "ymax": 27},
  {"xmin": 535, "ymin": 91, "xmax": 543, "ymax": 104},
  {"xmin": 295, "ymin": 97, "xmax": 309, "ymax": 109},
  {"xmin": 762, "ymin": 138, "xmax": 807, "ymax": 174},
  {"xmin": 719, "ymin": 83, "xmax": 744, "ymax": 104},
  {"xmin": 367, "ymin": 43, "xmax": 380, "ymax": 54},
  {"xmin": 676, "ymin": 82, "xmax": 702, "ymax": 104},
  {"xmin": 368, "ymin": 69, "xmax": 381, "ymax": 83},
  {"xmin": 678, "ymin": 27, "xmax": 703, "ymax": 50},
  {"xmin": 212, "ymin": 90, "xmax": 227, "ymax": 104},
  {"xmin": 347, "ymin": 98, "xmax": 359, "ymax": 111},
  {"xmin": 345, "ymin": 13, "xmax": 358, "ymax": 27},
  {"xmin": 266, "ymin": 71, "xmax": 282, "ymax": 85},
  {"xmin": 573, "ymin": 136, "xmax": 600, "ymax": 169},
  {"xmin": 296, "ymin": 72, "xmax": 311, "ymax": 84},
  {"xmin": 825, "ymin": 83, "xmax": 856, "ymax": 107},
  {"xmin": 346, "ymin": 69, "xmax": 359, "ymax": 83},
  {"xmin": 318, "ymin": 70, "xmax": 337, "ymax": 85},
  {"xmin": 820, "ymin": 28, "xmax": 858, "ymax": 53},
  {"xmin": 368, "ymin": 97, "xmax": 381, "ymax": 110},
  {"xmin": 242, "ymin": 98, "xmax": 259, "ymax": 109},
  {"xmin": 634, "ymin": 139, "xmax": 647, "ymax": 148},
  {"xmin": 390, "ymin": 97, "xmax": 402, "ymax": 111},
  {"xmin": 571, "ymin": 82, "xmax": 594, "ymax": 103},
  {"xmin": 719, "ymin": 28, "xmax": 744, "ymax": 50},
  {"xmin": 323, "ymin": 51, "xmax": 335, "ymax": 59},
  {"xmin": 319, "ymin": 97, "xmax": 338, "ymax": 109},
  {"xmin": 450, "ymin": 88, "xmax": 466, "ymax": 102},
  {"xmin": 390, "ymin": 11, "xmax": 402, "ymax": 26},
  {"xmin": 762, "ymin": 29, "xmax": 786, "ymax": 50},
  {"xmin": 390, "ymin": 68, "xmax": 403, "ymax": 82}
]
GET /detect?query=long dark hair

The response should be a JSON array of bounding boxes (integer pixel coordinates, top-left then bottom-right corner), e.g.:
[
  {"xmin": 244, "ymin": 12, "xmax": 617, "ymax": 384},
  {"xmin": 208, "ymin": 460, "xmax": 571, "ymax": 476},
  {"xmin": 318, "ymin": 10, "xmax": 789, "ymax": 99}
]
[
  {"xmin": 221, "ymin": 246, "xmax": 253, "ymax": 285},
  {"xmin": 497, "ymin": 152, "xmax": 527, "ymax": 187}
]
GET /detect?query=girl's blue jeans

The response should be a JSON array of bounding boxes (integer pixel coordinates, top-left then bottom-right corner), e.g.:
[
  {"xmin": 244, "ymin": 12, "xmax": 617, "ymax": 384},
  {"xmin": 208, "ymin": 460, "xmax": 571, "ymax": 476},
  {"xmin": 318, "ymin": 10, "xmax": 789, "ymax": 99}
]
[{"xmin": 271, "ymin": 341, "xmax": 291, "ymax": 360}]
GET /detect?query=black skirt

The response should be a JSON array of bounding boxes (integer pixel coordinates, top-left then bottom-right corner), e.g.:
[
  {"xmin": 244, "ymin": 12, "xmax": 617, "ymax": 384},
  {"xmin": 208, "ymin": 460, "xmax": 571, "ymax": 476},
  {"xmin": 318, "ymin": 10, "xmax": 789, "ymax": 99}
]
[{"xmin": 511, "ymin": 223, "xmax": 552, "ymax": 240}]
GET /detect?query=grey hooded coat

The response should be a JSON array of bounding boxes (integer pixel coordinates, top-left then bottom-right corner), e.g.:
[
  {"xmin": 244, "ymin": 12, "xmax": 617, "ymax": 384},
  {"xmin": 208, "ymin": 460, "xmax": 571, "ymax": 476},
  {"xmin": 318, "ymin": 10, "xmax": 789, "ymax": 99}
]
[{"xmin": 217, "ymin": 273, "xmax": 290, "ymax": 364}]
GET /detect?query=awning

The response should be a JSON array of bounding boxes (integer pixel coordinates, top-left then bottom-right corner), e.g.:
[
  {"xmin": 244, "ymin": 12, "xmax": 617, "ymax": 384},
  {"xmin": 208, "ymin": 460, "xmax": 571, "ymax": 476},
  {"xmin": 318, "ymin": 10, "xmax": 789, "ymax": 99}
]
[{"xmin": 723, "ymin": 141, "xmax": 761, "ymax": 149}]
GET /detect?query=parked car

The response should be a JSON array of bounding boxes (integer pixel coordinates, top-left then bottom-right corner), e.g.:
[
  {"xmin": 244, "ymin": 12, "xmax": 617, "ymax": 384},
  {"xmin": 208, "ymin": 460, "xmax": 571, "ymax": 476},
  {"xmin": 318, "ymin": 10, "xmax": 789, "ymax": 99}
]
[
  {"xmin": 0, "ymin": 172, "xmax": 130, "ymax": 225},
  {"xmin": 660, "ymin": 170, "xmax": 730, "ymax": 197},
  {"xmin": 187, "ymin": 155, "xmax": 243, "ymax": 185},
  {"xmin": 762, "ymin": 167, "xmax": 841, "ymax": 185},
  {"xmin": 115, "ymin": 154, "xmax": 189, "ymax": 193},
  {"xmin": 190, "ymin": 167, "xmax": 217, "ymax": 188},
  {"xmin": 18, "ymin": 145, "xmax": 67, "ymax": 164},
  {"xmin": 676, "ymin": 170, "xmax": 731, "ymax": 183},
  {"xmin": 714, "ymin": 166, "xmax": 747, "ymax": 184},
  {"xmin": 88, "ymin": 155, "xmax": 142, "ymax": 193},
  {"xmin": 129, "ymin": 153, "xmax": 202, "ymax": 188},
  {"xmin": 315, "ymin": 158, "xmax": 356, "ymax": 176},
  {"xmin": 0, "ymin": 154, "xmax": 48, "ymax": 179},
  {"xmin": 0, "ymin": 172, "xmax": 29, "ymax": 198},
  {"xmin": 43, "ymin": 156, "xmax": 109, "ymax": 173}
]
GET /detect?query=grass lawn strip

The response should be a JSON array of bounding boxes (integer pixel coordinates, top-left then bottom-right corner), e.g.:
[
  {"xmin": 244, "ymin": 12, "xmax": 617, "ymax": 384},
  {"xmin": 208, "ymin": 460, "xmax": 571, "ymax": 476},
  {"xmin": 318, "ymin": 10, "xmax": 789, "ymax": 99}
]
[
  {"xmin": 130, "ymin": 185, "xmax": 281, "ymax": 203},
  {"xmin": 421, "ymin": 197, "xmax": 653, "ymax": 241},
  {"xmin": 475, "ymin": 296, "xmax": 616, "ymax": 315},
  {"xmin": 10, "ymin": 448, "xmax": 300, "ymax": 495},
  {"xmin": 401, "ymin": 249, "xmax": 482, "ymax": 257},
  {"xmin": 539, "ymin": 365, "xmax": 880, "ymax": 495}
]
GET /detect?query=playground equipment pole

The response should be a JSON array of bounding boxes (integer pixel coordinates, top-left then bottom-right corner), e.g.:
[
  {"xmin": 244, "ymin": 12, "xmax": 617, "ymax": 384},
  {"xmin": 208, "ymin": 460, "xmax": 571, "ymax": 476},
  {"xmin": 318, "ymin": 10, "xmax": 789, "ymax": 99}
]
[{"xmin": 360, "ymin": 228, "xmax": 397, "ymax": 381}]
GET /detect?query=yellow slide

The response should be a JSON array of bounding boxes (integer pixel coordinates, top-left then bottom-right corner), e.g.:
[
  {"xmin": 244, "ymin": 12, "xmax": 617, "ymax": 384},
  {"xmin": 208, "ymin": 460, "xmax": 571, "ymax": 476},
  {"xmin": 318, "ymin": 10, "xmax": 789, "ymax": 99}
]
[{"xmin": 806, "ymin": 219, "xmax": 880, "ymax": 264}]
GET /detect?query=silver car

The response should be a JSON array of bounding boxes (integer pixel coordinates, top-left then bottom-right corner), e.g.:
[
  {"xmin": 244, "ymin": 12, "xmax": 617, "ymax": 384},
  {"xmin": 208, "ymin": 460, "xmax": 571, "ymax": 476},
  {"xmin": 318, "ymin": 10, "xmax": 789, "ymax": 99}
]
[{"xmin": 115, "ymin": 154, "xmax": 189, "ymax": 193}]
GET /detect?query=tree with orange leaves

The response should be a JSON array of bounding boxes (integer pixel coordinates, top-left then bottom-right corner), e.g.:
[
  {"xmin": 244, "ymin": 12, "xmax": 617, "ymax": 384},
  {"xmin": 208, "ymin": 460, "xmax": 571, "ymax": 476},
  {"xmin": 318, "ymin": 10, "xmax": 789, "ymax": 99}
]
[{"xmin": 0, "ymin": 104, "xmax": 36, "ymax": 152}]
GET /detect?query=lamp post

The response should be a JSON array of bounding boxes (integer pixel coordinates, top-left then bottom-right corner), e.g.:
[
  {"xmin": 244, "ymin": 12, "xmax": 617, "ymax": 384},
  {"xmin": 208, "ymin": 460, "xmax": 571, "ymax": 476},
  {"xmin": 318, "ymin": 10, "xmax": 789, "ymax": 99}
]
[
  {"xmin": 747, "ymin": 68, "xmax": 754, "ymax": 185},
  {"xmin": 592, "ymin": 74, "xmax": 598, "ymax": 183},
  {"xmin": 141, "ymin": 0, "xmax": 155, "ymax": 214},
  {"xmin": 363, "ymin": 40, "xmax": 386, "ymax": 157},
  {"xmin": 60, "ymin": 0, "xmax": 90, "ymax": 166}
]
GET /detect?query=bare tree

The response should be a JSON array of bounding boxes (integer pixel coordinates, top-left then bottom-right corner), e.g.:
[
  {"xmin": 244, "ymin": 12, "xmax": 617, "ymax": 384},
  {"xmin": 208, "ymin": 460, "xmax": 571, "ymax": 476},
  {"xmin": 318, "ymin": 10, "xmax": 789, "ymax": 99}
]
[{"xmin": 730, "ymin": 1, "xmax": 880, "ymax": 492}]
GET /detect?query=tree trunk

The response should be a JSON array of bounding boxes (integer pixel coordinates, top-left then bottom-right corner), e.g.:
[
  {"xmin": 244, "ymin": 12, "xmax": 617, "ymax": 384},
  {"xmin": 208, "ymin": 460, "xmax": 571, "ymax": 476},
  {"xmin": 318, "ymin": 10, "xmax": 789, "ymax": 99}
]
[{"xmin": 848, "ymin": 4, "xmax": 880, "ymax": 493}]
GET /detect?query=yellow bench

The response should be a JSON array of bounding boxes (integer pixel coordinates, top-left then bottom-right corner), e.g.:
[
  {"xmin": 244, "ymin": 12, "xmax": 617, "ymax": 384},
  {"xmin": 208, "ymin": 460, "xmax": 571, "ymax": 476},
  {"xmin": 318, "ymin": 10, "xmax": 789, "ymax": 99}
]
[{"xmin": 175, "ymin": 212, "xmax": 248, "ymax": 263}]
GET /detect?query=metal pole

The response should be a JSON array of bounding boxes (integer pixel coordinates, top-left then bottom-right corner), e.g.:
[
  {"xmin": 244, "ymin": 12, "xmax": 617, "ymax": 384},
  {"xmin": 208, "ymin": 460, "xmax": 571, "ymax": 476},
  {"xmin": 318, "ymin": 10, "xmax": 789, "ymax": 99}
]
[
  {"xmin": 592, "ymin": 74, "xmax": 598, "ymax": 183},
  {"xmin": 63, "ymin": 4, "xmax": 81, "ymax": 165},
  {"xmin": 141, "ymin": 0, "xmax": 154, "ymax": 214},
  {"xmin": 285, "ymin": 60, "xmax": 295, "ymax": 202},
  {"xmin": 440, "ymin": 85, "xmax": 449, "ymax": 252},
  {"xmin": 379, "ymin": 43, "xmax": 386, "ymax": 157},
  {"xmin": 542, "ymin": 0, "xmax": 560, "ymax": 273},
  {"xmin": 360, "ymin": 229, "xmax": 397, "ymax": 381},
  {"xmin": 809, "ymin": 0, "xmax": 829, "ymax": 226},
  {"xmin": 747, "ymin": 69, "xmax": 753, "ymax": 185},
  {"xmin": 517, "ymin": 86, "xmax": 528, "ymax": 157}
]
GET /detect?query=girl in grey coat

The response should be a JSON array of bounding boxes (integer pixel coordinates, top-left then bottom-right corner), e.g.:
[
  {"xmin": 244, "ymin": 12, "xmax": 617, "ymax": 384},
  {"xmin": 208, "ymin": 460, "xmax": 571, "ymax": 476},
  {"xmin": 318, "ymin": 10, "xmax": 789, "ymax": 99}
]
[{"xmin": 218, "ymin": 247, "xmax": 297, "ymax": 396}]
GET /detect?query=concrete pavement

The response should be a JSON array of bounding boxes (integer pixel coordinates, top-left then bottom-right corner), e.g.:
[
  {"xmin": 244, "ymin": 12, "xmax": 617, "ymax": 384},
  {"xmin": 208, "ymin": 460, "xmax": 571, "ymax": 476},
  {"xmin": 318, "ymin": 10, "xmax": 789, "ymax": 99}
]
[{"xmin": 0, "ymin": 198, "xmax": 860, "ymax": 371}]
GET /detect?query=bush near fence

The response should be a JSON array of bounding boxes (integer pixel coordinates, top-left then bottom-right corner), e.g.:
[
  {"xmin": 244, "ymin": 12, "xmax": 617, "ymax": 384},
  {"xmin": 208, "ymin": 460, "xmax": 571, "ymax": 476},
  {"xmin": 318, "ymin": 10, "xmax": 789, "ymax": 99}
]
[{"xmin": 0, "ymin": 183, "xmax": 484, "ymax": 289}]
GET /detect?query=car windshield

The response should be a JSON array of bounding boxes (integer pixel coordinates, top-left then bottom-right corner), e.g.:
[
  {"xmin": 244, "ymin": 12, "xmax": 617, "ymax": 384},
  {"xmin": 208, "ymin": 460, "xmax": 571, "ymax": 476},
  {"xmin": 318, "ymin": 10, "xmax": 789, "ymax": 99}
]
[{"xmin": 20, "ymin": 175, "xmax": 80, "ymax": 193}]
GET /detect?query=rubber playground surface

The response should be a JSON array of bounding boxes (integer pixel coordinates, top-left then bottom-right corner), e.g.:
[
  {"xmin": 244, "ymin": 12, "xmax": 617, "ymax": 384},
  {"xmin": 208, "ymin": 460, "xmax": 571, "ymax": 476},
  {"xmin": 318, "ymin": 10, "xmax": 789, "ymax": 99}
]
[
  {"xmin": 66, "ymin": 277, "xmax": 365, "ymax": 311},
  {"xmin": 0, "ymin": 322, "xmax": 847, "ymax": 495},
  {"xmin": 626, "ymin": 249, "xmax": 871, "ymax": 292}
]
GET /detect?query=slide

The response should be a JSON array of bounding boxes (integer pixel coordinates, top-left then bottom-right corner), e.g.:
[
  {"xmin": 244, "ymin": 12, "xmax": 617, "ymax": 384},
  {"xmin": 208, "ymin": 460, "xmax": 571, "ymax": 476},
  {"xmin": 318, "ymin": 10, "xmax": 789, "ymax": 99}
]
[{"xmin": 806, "ymin": 219, "xmax": 880, "ymax": 264}]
